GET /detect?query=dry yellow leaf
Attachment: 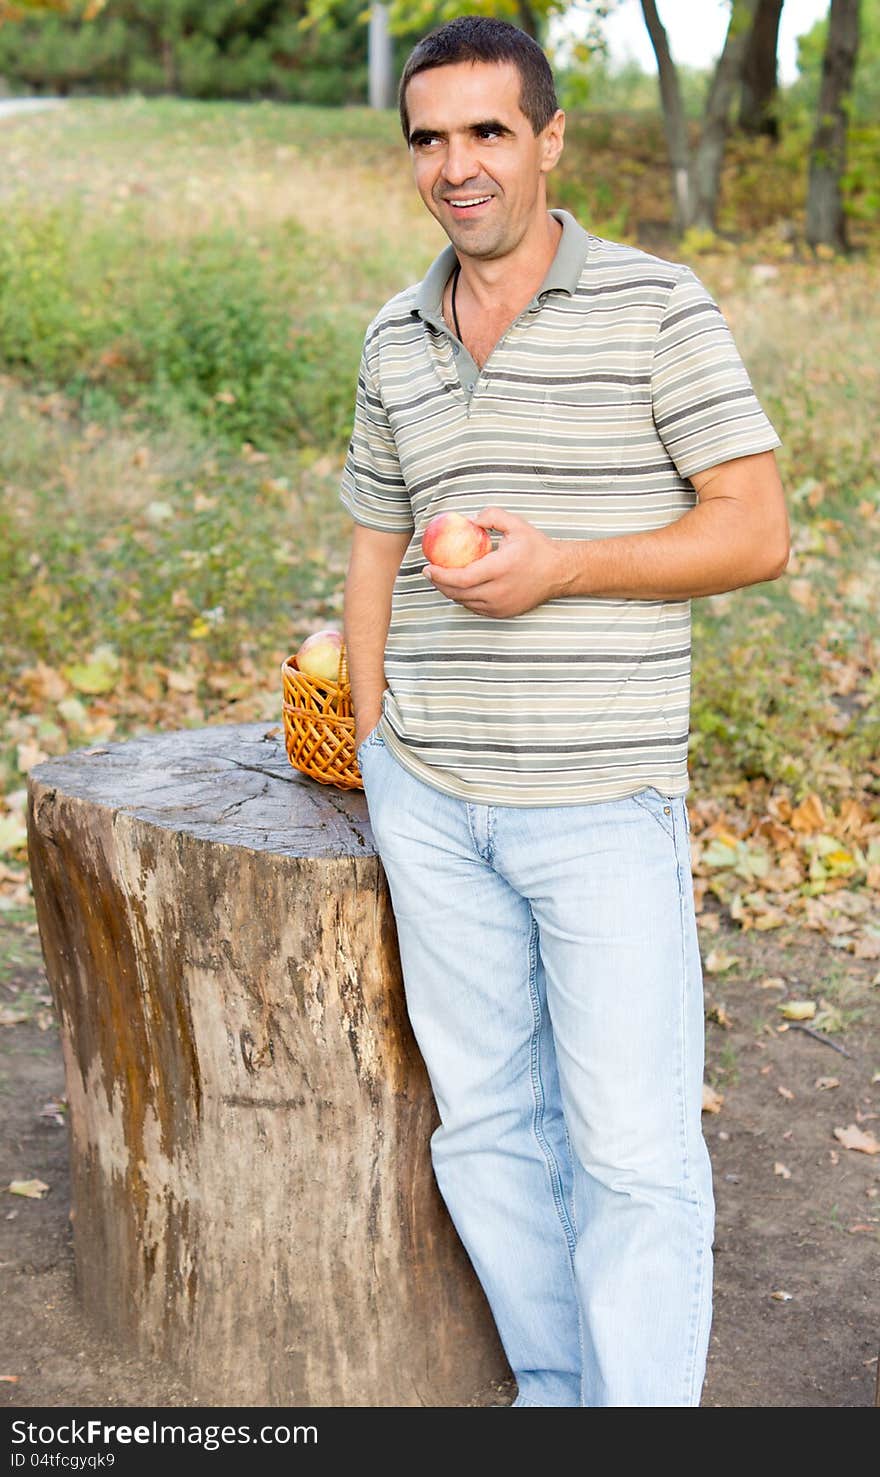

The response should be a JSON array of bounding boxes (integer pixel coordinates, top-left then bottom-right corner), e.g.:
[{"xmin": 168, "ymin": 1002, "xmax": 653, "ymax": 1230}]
[
  {"xmin": 8, "ymin": 1179, "xmax": 50, "ymax": 1198},
  {"xmin": 833, "ymin": 1124, "xmax": 880, "ymax": 1155},
  {"xmin": 702, "ymin": 1083, "xmax": 724, "ymax": 1114},
  {"xmin": 705, "ymin": 949, "xmax": 739, "ymax": 974},
  {"xmin": 773, "ymin": 1162, "xmax": 792, "ymax": 1179},
  {"xmin": 815, "ymin": 1077, "xmax": 840, "ymax": 1091},
  {"xmin": 777, "ymin": 1085, "xmax": 795, "ymax": 1101},
  {"xmin": 770, "ymin": 1290, "xmax": 793, "ymax": 1301},
  {"xmin": 790, "ymin": 793, "xmax": 827, "ymax": 833},
  {"xmin": 778, "ymin": 1000, "xmax": 817, "ymax": 1020}
]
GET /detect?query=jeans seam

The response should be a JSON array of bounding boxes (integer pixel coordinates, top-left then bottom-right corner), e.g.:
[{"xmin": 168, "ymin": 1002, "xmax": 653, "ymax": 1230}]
[
  {"xmin": 525, "ymin": 917, "xmax": 578, "ymax": 1260},
  {"xmin": 525, "ymin": 916, "xmax": 586, "ymax": 1392},
  {"xmin": 675, "ymin": 800, "xmax": 711, "ymax": 1406}
]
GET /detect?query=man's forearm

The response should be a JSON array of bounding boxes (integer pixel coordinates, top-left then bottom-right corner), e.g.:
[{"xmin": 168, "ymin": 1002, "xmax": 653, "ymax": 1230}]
[
  {"xmin": 342, "ymin": 556, "xmax": 395, "ymax": 738},
  {"xmin": 551, "ymin": 497, "xmax": 789, "ymax": 602}
]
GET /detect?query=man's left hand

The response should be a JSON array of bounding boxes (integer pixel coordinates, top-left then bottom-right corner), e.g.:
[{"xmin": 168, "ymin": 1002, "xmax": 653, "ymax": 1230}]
[{"xmin": 421, "ymin": 506, "xmax": 561, "ymax": 618}]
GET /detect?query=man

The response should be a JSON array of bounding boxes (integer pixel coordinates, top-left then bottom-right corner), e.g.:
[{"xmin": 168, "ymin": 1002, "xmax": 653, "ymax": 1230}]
[{"xmin": 340, "ymin": 15, "xmax": 789, "ymax": 1408}]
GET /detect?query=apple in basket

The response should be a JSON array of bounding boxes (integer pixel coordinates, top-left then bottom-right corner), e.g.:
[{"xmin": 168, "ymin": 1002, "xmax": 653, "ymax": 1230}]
[
  {"xmin": 422, "ymin": 511, "xmax": 491, "ymax": 568},
  {"xmin": 295, "ymin": 627, "xmax": 343, "ymax": 682}
]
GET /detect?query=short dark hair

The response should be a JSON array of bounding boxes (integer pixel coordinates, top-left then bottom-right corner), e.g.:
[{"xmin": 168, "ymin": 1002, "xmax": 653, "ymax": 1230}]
[{"xmin": 398, "ymin": 15, "xmax": 559, "ymax": 144}]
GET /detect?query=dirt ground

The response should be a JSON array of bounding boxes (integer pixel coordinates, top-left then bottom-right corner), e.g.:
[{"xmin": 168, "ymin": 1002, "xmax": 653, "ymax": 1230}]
[{"xmin": 1, "ymin": 895, "xmax": 878, "ymax": 1410}]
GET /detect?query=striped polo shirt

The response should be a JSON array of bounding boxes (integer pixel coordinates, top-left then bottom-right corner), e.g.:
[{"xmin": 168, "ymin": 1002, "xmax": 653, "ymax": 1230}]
[{"xmin": 340, "ymin": 208, "xmax": 781, "ymax": 807}]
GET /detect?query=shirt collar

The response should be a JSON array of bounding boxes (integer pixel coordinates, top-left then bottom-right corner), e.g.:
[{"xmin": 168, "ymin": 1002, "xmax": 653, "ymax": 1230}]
[{"xmin": 412, "ymin": 208, "xmax": 591, "ymax": 329}]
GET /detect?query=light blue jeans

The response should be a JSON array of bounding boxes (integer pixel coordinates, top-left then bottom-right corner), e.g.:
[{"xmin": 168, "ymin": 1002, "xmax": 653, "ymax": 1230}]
[{"xmin": 357, "ymin": 725, "xmax": 716, "ymax": 1408}]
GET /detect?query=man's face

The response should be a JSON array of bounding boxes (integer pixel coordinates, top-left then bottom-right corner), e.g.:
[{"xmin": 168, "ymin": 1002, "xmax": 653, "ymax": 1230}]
[{"xmin": 404, "ymin": 60, "xmax": 564, "ymax": 261}]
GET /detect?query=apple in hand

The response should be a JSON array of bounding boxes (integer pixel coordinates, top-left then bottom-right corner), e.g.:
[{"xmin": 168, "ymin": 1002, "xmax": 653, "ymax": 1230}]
[
  {"xmin": 421, "ymin": 511, "xmax": 491, "ymax": 569},
  {"xmin": 295, "ymin": 627, "xmax": 343, "ymax": 682}
]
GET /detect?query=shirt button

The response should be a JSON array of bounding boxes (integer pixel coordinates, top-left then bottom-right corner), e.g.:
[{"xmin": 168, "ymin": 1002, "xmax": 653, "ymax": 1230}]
[{"xmin": 452, "ymin": 343, "xmax": 460, "ymax": 356}]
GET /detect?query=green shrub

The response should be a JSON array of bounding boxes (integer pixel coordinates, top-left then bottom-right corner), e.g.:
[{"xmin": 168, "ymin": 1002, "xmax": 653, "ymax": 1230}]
[{"xmin": 0, "ymin": 203, "xmax": 361, "ymax": 450}]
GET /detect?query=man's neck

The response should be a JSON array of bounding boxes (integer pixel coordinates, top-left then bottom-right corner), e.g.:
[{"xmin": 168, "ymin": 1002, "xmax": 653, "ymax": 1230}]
[{"xmin": 454, "ymin": 210, "xmax": 563, "ymax": 317}]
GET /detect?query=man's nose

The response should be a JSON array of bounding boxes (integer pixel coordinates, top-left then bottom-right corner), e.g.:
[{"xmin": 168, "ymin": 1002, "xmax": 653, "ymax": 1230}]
[{"xmin": 441, "ymin": 136, "xmax": 482, "ymax": 188}]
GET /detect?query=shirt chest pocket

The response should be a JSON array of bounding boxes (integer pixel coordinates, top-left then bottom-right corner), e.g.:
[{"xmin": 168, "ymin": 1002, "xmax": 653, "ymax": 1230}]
[{"xmin": 533, "ymin": 379, "xmax": 632, "ymax": 486}]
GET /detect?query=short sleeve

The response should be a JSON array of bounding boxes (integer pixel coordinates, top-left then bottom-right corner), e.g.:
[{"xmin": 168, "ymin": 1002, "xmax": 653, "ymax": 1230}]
[
  {"xmin": 339, "ymin": 330, "xmax": 415, "ymax": 534},
  {"xmin": 651, "ymin": 266, "xmax": 782, "ymax": 479}
]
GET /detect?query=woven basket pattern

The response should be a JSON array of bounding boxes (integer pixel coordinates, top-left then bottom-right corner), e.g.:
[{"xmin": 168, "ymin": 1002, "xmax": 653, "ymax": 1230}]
[{"xmin": 281, "ymin": 640, "xmax": 364, "ymax": 791}]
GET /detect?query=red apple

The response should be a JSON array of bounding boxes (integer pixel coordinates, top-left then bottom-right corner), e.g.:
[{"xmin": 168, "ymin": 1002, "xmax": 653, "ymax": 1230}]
[
  {"xmin": 295, "ymin": 627, "xmax": 343, "ymax": 682},
  {"xmin": 422, "ymin": 511, "xmax": 491, "ymax": 569}
]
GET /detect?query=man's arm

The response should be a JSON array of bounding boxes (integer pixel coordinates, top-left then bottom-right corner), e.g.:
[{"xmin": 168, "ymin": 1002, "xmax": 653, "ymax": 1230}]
[
  {"xmin": 550, "ymin": 449, "xmax": 791, "ymax": 602},
  {"xmin": 422, "ymin": 450, "xmax": 790, "ymax": 617},
  {"xmin": 343, "ymin": 523, "xmax": 411, "ymax": 748}
]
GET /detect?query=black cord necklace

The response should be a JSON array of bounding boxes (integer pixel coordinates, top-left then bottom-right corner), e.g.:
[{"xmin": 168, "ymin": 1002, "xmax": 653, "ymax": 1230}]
[{"xmin": 450, "ymin": 261, "xmax": 463, "ymax": 342}]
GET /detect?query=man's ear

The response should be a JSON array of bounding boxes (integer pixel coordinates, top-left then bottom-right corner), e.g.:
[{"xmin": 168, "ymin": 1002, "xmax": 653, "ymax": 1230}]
[{"xmin": 540, "ymin": 108, "xmax": 565, "ymax": 173}]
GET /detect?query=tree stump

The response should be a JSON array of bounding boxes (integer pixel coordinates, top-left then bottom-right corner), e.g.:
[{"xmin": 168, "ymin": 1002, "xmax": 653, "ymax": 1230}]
[{"xmin": 26, "ymin": 722, "xmax": 510, "ymax": 1407}]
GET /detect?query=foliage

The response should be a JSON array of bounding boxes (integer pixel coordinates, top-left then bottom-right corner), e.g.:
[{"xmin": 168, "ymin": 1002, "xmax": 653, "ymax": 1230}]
[
  {"xmin": 787, "ymin": 0, "xmax": 880, "ymax": 123},
  {"xmin": 0, "ymin": 0, "xmax": 373, "ymax": 102},
  {"xmin": 0, "ymin": 197, "xmax": 363, "ymax": 449}
]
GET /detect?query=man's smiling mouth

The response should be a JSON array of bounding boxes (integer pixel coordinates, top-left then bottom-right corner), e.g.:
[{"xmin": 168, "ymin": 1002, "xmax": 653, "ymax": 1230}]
[{"xmin": 445, "ymin": 195, "xmax": 493, "ymax": 211}]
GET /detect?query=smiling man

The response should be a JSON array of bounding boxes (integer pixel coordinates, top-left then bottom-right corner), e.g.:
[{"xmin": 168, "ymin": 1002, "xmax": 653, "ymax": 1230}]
[{"xmin": 340, "ymin": 15, "xmax": 788, "ymax": 1409}]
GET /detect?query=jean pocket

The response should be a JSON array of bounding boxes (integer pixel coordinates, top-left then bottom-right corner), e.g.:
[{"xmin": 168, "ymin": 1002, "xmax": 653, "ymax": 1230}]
[
  {"xmin": 630, "ymin": 785, "xmax": 676, "ymax": 840},
  {"xmin": 356, "ymin": 721, "xmax": 386, "ymax": 765}
]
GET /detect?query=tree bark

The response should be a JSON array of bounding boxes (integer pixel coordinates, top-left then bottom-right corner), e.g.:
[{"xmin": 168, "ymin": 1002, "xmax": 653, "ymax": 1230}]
[
  {"xmin": 26, "ymin": 721, "xmax": 510, "ymax": 1406},
  {"xmin": 806, "ymin": 0, "xmax": 861, "ymax": 252},
  {"xmin": 692, "ymin": 0, "xmax": 760, "ymax": 231},
  {"xmin": 738, "ymin": 0, "xmax": 785, "ymax": 138},
  {"xmin": 368, "ymin": 3, "xmax": 393, "ymax": 110},
  {"xmin": 516, "ymin": 0, "xmax": 540, "ymax": 40},
  {"xmin": 640, "ymin": 0, "xmax": 692, "ymax": 232}
]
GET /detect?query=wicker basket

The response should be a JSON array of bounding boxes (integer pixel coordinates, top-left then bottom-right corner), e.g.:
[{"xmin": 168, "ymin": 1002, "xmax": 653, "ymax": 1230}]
[{"xmin": 281, "ymin": 639, "xmax": 364, "ymax": 791}]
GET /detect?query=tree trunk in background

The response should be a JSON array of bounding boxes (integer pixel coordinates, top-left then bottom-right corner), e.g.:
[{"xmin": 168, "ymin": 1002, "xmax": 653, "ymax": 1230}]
[
  {"xmin": 516, "ymin": 0, "xmax": 540, "ymax": 40},
  {"xmin": 692, "ymin": 0, "xmax": 760, "ymax": 231},
  {"xmin": 368, "ymin": 3, "xmax": 393, "ymax": 110},
  {"xmin": 640, "ymin": 0, "xmax": 692, "ymax": 232},
  {"xmin": 806, "ymin": 0, "xmax": 861, "ymax": 252},
  {"xmin": 739, "ymin": 0, "xmax": 785, "ymax": 138}
]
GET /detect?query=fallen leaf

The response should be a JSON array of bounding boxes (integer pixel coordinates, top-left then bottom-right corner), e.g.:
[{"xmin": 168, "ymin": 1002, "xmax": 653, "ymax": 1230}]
[
  {"xmin": 0, "ymin": 1008, "xmax": 29, "ymax": 1027},
  {"xmin": 758, "ymin": 975, "xmax": 787, "ymax": 990},
  {"xmin": 8, "ymin": 1178, "xmax": 50, "ymax": 1198},
  {"xmin": 833, "ymin": 1124, "xmax": 880, "ymax": 1155},
  {"xmin": 705, "ymin": 948, "xmax": 739, "ymax": 974},
  {"xmin": 16, "ymin": 740, "xmax": 48, "ymax": 772},
  {"xmin": 791, "ymin": 793, "xmax": 826, "ymax": 832},
  {"xmin": 708, "ymin": 1003, "xmax": 732, "ymax": 1027},
  {"xmin": 774, "ymin": 1162, "xmax": 792, "ymax": 1179},
  {"xmin": 778, "ymin": 1000, "xmax": 817, "ymax": 1020},
  {"xmin": 770, "ymin": 1290, "xmax": 793, "ymax": 1302},
  {"xmin": 815, "ymin": 1077, "xmax": 840, "ymax": 1091},
  {"xmin": 63, "ymin": 643, "xmax": 121, "ymax": 696},
  {"xmin": 0, "ymin": 1375, "xmax": 19, "ymax": 1383},
  {"xmin": 0, "ymin": 816, "xmax": 28, "ymax": 855},
  {"xmin": 848, "ymin": 1224, "xmax": 878, "ymax": 1234},
  {"xmin": 702, "ymin": 1083, "xmax": 724, "ymax": 1114},
  {"xmin": 777, "ymin": 1085, "xmax": 795, "ymax": 1101}
]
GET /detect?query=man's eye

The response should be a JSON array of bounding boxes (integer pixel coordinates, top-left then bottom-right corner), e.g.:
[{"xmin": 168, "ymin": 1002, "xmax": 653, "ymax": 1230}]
[{"xmin": 477, "ymin": 127, "xmax": 501, "ymax": 139}]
